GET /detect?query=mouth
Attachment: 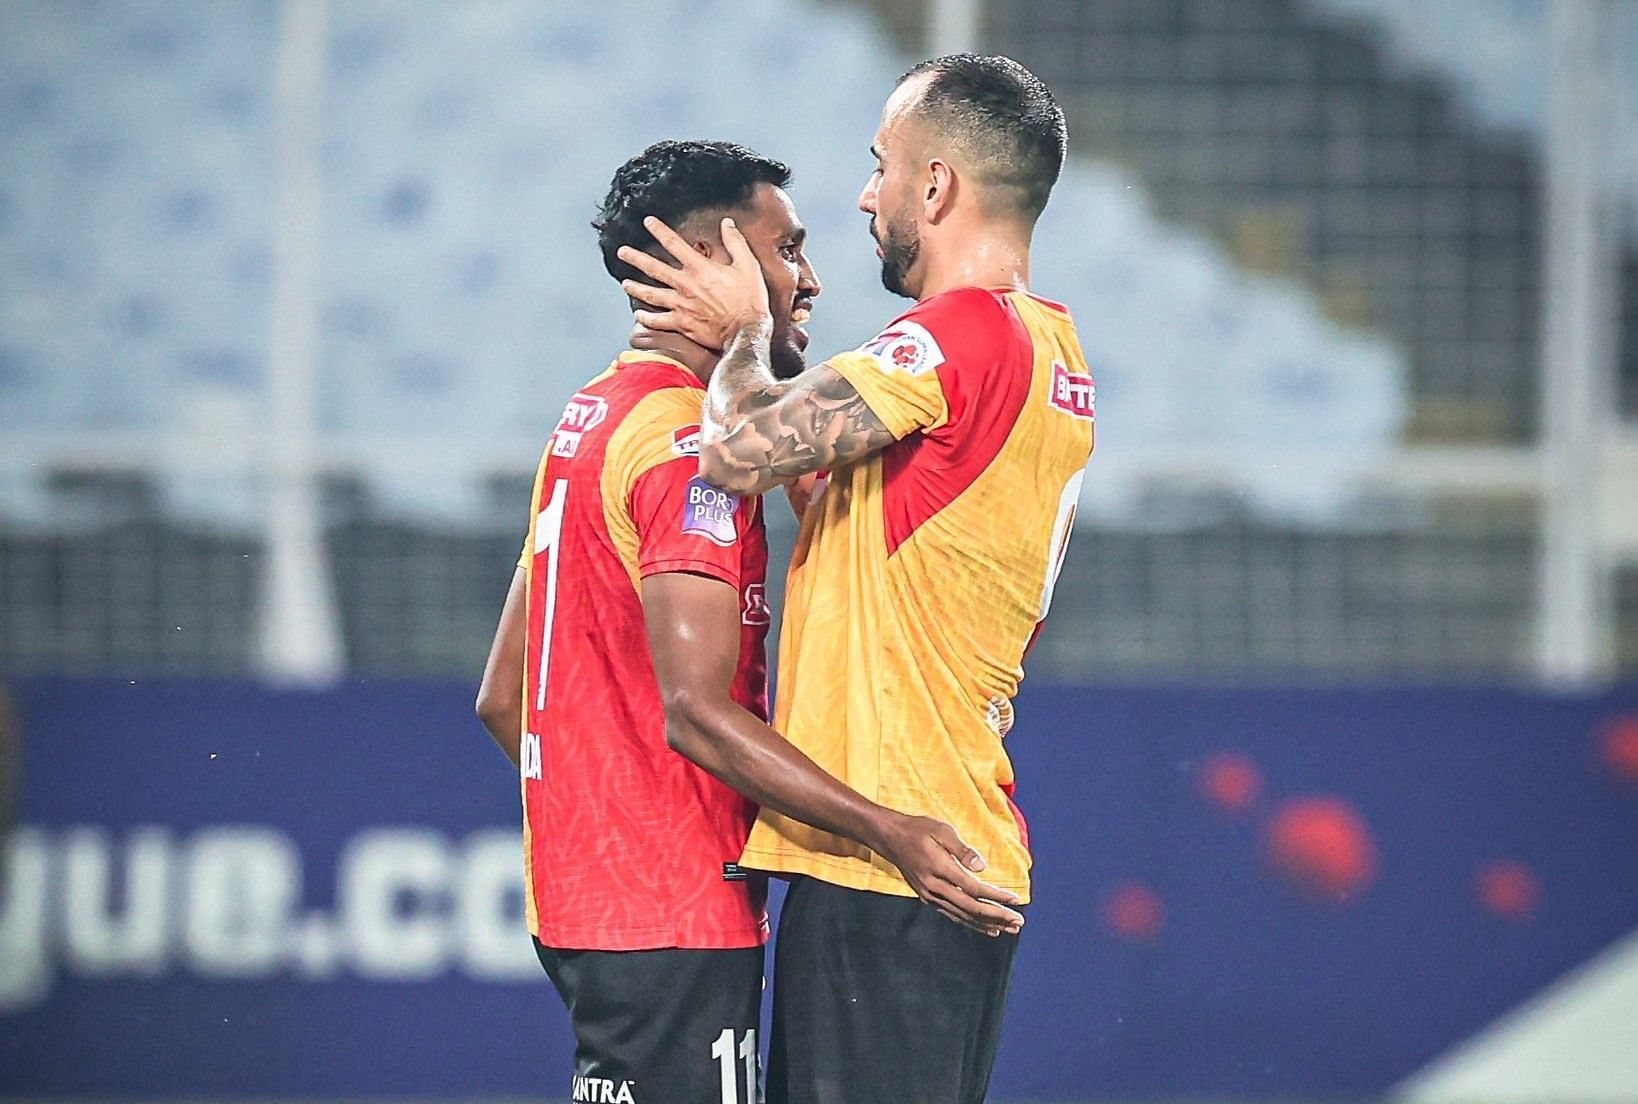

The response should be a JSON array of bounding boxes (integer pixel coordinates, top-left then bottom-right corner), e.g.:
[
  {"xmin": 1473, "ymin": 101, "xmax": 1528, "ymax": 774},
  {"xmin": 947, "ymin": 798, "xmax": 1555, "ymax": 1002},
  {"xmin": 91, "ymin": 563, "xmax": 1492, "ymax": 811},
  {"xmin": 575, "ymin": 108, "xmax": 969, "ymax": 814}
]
[{"xmin": 790, "ymin": 300, "xmax": 814, "ymax": 349}]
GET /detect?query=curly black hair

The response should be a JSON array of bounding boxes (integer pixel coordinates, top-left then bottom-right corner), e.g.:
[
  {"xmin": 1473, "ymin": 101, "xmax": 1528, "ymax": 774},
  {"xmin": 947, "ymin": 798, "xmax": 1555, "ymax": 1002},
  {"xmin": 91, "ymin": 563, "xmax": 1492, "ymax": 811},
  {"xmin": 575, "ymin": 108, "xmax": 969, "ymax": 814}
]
[
  {"xmin": 593, "ymin": 140, "xmax": 792, "ymax": 286},
  {"xmin": 898, "ymin": 54, "xmax": 1066, "ymax": 222}
]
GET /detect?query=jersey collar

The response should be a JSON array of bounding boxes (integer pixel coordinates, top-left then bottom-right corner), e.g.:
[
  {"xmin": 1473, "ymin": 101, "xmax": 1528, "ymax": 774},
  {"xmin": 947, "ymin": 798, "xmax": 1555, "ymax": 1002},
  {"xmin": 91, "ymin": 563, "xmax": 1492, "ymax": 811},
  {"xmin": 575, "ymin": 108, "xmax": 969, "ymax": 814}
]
[{"xmin": 614, "ymin": 349, "xmax": 703, "ymax": 386}]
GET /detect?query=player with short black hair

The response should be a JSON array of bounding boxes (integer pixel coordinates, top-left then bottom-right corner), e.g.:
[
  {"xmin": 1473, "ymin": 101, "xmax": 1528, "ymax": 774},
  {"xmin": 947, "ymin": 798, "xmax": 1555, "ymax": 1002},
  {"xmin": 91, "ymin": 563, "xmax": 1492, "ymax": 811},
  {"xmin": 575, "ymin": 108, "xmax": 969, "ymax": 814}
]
[
  {"xmin": 476, "ymin": 138, "xmax": 1017, "ymax": 1104},
  {"xmin": 595, "ymin": 140, "xmax": 792, "ymax": 281},
  {"xmin": 621, "ymin": 57, "xmax": 1092, "ymax": 1103}
]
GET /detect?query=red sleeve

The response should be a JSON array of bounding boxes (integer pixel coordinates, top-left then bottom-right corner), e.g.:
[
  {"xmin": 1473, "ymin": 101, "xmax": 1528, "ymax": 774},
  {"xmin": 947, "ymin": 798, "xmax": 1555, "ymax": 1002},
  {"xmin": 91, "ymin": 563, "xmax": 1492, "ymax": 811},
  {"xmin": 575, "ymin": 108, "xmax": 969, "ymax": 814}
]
[{"xmin": 629, "ymin": 455, "xmax": 754, "ymax": 588}]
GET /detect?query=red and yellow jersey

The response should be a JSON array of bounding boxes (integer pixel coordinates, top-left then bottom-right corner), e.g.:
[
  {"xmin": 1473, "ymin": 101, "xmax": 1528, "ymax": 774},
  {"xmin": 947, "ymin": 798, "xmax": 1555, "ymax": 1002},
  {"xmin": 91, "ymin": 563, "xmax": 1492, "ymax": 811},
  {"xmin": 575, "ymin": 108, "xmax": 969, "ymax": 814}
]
[
  {"xmin": 740, "ymin": 287, "xmax": 1095, "ymax": 903},
  {"xmin": 519, "ymin": 351, "xmax": 771, "ymax": 950}
]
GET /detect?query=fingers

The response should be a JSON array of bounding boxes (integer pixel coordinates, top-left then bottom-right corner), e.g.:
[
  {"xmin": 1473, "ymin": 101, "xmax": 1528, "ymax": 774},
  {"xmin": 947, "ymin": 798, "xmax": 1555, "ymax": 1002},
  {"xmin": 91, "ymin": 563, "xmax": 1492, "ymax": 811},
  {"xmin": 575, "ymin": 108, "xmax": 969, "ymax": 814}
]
[
  {"xmin": 720, "ymin": 217, "xmax": 755, "ymax": 267},
  {"xmin": 615, "ymin": 245, "xmax": 683, "ymax": 287},
  {"xmin": 908, "ymin": 860, "xmax": 1023, "ymax": 935},
  {"xmin": 927, "ymin": 821, "xmax": 988, "ymax": 873},
  {"xmin": 633, "ymin": 309, "xmax": 725, "ymax": 352},
  {"xmin": 632, "ymin": 308, "xmax": 679, "ymax": 332},
  {"xmin": 932, "ymin": 901, "xmax": 994, "ymax": 935},
  {"xmin": 927, "ymin": 860, "xmax": 1024, "ymax": 932},
  {"xmin": 925, "ymin": 821, "xmax": 1020, "ymax": 907},
  {"xmin": 936, "ymin": 854, "xmax": 1019, "ymax": 907},
  {"xmin": 897, "ymin": 819, "xmax": 1024, "ymax": 935},
  {"xmin": 620, "ymin": 279, "xmax": 681, "ymax": 309},
  {"xmin": 920, "ymin": 889, "xmax": 996, "ymax": 935},
  {"xmin": 951, "ymin": 888, "xmax": 1025, "ymax": 931},
  {"xmin": 923, "ymin": 880, "xmax": 1024, "ymax": 936},
  {"xmin": 641, "ymin": 215, "xmax": 697, "ymax": 265},
  {"xmin": 951, "ymin": 870, "xmax": 1022, "ymax": 910}
]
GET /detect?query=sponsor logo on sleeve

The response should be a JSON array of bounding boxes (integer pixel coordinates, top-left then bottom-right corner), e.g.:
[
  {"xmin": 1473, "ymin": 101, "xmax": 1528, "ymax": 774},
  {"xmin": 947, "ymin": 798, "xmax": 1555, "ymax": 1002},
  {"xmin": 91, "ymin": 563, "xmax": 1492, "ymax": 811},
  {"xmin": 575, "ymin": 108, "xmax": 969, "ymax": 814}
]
[
  {"xmin": 1049, "ymin": 361, "xmax": 1095, "ymax": 420},
  {"xmin": 549, "ymin": 393, "xmax": 609, "ymax": 458},
  {"xmin": 670, "ymin": 424, "xmax": 702, "ymax": 456},
  {"xmin": 681, "ymin": 476, "xmax": 739, "ymax": 547},
  {"xmin": 859, "ymin": 319, "xmax": 945, "ymax": 377}
]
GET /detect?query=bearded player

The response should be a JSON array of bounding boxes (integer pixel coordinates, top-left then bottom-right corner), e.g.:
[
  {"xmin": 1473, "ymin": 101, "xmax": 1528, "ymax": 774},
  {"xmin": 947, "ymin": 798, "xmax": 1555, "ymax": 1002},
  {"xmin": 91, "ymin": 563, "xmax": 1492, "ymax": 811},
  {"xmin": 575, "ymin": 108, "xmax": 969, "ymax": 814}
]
[
  {"xmin": 619, "ymin": 58, "xmax": 1092, "ymax": 1104},
  {"xmin": 475, "ymin": 140, "xmax": 1019, "ymax": 1104}
]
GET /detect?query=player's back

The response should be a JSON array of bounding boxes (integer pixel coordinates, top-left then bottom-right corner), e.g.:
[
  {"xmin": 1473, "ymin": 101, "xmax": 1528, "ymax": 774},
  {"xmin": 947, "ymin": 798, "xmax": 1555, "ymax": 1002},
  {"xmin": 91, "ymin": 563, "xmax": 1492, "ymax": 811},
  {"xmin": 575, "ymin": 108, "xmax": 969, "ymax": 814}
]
[
  {"xmin": 743, "ymin": 287, "xmax": 1095, "ymax": 903},
  {"xmin": 520, "ymin": 352, "xmax": 770, "ymax": 951}
]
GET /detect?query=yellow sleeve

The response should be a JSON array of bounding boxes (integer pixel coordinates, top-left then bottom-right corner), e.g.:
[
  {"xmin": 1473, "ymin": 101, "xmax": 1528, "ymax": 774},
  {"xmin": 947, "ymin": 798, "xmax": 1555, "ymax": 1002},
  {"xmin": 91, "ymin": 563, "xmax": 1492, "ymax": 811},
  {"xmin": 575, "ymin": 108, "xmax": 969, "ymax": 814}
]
[
  {"xmin": 826, "ymin": 320, "xmax": 950, "ymax": 439},
  {"xmin": 602, "ymin": 388, "xmax": 705, "ymax": 497}
]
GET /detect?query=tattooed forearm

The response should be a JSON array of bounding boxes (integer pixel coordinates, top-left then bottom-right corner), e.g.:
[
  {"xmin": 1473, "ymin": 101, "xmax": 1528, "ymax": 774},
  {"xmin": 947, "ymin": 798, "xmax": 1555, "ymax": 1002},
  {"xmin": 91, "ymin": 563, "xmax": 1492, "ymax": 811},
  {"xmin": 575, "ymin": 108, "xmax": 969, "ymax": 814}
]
[{"xmin": 700, "ymin": 322, "xmax": 897, "ymax": 495}]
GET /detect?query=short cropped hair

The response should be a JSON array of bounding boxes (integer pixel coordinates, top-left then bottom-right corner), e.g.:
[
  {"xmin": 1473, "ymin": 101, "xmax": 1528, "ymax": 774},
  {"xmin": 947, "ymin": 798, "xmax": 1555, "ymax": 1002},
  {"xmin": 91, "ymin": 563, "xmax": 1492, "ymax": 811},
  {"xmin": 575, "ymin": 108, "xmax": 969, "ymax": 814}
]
[
  {"xmin": 593, "ymin": 139, "xmax": 791, "ymax": 285},
  {"xmin": 898, "ymin": 54, "xmax": 1067, "ymax": 221}
]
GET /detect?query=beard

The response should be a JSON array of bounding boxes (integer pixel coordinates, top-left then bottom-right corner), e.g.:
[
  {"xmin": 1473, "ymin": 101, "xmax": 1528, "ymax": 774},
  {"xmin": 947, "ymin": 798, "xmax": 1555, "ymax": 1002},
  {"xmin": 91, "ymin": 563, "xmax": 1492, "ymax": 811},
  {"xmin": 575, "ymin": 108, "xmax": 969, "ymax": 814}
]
[
  {"xmin": 876, "ymin": 210, "xmax": 921, "ymax": 299},
  {"xmin": 770, "ymin": 337, "xmax": 806, "ymax": 380}
]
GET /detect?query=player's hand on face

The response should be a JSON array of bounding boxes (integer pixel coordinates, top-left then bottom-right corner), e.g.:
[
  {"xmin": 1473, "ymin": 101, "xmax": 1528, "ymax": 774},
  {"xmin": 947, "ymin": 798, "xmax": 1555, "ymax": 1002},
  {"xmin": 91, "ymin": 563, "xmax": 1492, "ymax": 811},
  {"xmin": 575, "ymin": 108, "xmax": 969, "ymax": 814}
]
[
  {"xmin": 875, "ymin": 814, "xmax": 1025, "ymax": 938},
  {"xmin": 618, "ymin": 216, "xmax": 772, "ymax": 351}
]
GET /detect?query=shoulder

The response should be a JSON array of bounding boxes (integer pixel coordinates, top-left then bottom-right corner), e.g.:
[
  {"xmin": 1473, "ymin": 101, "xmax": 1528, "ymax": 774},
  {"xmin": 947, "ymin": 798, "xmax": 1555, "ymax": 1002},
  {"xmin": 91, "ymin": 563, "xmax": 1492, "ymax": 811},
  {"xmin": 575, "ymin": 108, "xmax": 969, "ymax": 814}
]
[
  {"xmin": 907, "ymin": 287, "xmax": 1020, "ymax": 338},
  {"xmin": 856, "ymin": 288, "xmax": 1024, "ymax": 378},
  {"xmin": 625, "ymin": 381, "xmax": 705, "ymax": 429},
  {"xmin": 908, "ymin": 286, "xmax": 1016, "ymax": 325},
  {"xmin": 605, "ymin": 383, "xmax": 707, "ymax": 479}
]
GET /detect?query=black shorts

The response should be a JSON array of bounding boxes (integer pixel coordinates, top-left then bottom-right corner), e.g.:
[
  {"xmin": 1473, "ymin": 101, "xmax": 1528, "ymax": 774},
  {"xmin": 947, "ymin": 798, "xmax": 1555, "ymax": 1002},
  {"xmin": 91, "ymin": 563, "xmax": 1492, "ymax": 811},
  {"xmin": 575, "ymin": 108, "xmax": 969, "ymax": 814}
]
[
  {"xmin": 766, "ymin": 875, "xmax": 1021, "ymax": 1104},
  {"xmin": 533, "ymin": 938, "xmax": 764, "ymax": 1104}
]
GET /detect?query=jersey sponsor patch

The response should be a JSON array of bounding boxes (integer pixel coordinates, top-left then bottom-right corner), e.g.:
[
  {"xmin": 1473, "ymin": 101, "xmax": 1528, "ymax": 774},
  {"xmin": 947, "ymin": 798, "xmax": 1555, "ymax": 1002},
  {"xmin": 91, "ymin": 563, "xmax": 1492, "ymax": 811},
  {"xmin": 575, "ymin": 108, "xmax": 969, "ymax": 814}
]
[
  {"xmin": 550, "ymin": 392, "xmax": 610, "ymax": 458},
  {"xmin": 1049, "ymin": 361, "xmax": 1095, "ymax": 420},
  {"xmin": 670, "ymin": 424, "xmax": 702, "ymax": 456},
  {"xmin": 859, "ymin": 319, "xmax": 945, "ymax": 377},
  {"xmin": 682, "ymin": 476, "xmax": 739, "ymax": 547}
]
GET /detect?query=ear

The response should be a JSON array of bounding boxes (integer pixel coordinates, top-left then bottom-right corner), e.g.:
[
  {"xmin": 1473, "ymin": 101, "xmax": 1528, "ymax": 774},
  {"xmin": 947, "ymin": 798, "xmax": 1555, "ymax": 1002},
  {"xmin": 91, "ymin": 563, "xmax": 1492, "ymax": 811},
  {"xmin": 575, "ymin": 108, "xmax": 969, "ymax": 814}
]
[
  {"xmin": 691, "ymin": 237, "xmax": 714, "ymax": 259},
  {"xmin": 924, "ymin": 159, "xmax": 957, "ymax": 224}
]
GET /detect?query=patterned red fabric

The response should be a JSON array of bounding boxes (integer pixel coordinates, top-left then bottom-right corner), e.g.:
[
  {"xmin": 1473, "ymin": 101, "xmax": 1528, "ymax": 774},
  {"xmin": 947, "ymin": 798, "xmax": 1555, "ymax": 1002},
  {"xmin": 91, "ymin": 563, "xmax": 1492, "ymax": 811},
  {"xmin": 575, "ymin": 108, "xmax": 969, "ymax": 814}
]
[{"xmin": 519, "ymin": 354, "xmax": 770, "ymax": 950}]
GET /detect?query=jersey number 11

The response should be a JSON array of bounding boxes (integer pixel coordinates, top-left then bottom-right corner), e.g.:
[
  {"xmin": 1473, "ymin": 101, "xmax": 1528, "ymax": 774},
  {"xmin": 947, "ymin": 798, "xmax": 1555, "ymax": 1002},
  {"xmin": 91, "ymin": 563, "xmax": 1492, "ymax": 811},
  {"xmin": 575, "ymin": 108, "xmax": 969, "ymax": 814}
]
[{"xmin": 711, "ymin": 1027, "xmax": 756, "ymax": 1104}]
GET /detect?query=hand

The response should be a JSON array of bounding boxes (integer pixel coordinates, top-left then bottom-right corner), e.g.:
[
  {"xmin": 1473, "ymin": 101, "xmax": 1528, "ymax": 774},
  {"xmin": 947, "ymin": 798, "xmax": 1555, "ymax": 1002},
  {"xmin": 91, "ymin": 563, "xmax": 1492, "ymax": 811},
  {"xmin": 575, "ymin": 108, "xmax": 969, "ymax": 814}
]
[
  {"xmin": 784, "ymin": 471, "xmax": 827, "ymax": 521},
  {"xmin": 871, "ymin": 813, "xmax": 1025, "ymax": 937},
  {"xmin": 617, "ymin": 216, "xmax": 772, "ymax": 351}
]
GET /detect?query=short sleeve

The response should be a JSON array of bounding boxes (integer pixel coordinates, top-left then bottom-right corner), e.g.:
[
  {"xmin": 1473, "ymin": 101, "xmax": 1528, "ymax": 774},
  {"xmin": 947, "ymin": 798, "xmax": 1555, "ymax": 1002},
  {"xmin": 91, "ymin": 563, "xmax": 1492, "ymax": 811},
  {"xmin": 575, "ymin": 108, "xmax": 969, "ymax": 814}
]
[
  {"xmin": 630, "ymin": 454, "xmax": 754, "ymax": 588},
  {"xmin": 825, "ymin": 288, "xmax": 1012, "ymax": 439}
]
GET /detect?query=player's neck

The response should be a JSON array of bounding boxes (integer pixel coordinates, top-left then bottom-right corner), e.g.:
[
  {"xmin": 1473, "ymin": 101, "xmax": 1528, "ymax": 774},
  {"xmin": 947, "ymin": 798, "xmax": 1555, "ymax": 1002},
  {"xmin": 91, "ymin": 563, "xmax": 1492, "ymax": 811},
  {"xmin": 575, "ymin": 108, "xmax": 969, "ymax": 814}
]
[
  {"xmin": 627, "ymin": 324, "xmax": 719, "ymax": 384},
  {"xmin": 915, "ymin": 228, "xmax": 1031, "ymax": 300}
]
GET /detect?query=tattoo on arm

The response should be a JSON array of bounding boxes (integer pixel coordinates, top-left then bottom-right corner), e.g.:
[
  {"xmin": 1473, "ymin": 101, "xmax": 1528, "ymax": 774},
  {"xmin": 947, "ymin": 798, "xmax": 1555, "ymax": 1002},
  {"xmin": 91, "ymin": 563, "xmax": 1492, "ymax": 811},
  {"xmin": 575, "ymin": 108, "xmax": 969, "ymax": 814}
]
[{"xmin": 701, "ymin": 323, "xmax": 896, "ymax": 495}]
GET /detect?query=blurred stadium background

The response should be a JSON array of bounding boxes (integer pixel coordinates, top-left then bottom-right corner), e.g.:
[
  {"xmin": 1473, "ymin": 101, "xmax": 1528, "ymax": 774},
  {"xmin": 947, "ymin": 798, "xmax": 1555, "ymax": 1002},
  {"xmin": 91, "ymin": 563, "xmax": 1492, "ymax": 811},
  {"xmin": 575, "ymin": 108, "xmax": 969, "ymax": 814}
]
[{"xmin": 2, "ymin": 0, "xmax": 1638, "ymax": 1101}]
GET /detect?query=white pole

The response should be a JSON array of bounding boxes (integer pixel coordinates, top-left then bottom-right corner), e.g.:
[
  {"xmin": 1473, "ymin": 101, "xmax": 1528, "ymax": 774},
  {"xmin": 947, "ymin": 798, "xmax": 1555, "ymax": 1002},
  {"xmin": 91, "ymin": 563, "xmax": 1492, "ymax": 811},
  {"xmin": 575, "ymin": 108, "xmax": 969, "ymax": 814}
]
[
  {"xmin": 1537, "ymin": 0, "xmax": 1616, "ymax": 685},
  {"xmin": 259, "ymin": 0, "xmax": 343, "ymax": 684},
  {"xmin": 927, "ymin": 0, "xmax": 982, "ymax": 56}
]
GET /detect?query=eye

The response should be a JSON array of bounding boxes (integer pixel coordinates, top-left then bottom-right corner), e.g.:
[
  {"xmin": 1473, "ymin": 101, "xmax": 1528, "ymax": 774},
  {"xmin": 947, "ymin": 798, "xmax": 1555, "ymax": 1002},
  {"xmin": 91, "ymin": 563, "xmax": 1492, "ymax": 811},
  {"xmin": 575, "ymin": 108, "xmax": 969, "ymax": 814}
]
[{"xmin": 779, "ymin": 242, "xmax": 800, "ymax": 262}]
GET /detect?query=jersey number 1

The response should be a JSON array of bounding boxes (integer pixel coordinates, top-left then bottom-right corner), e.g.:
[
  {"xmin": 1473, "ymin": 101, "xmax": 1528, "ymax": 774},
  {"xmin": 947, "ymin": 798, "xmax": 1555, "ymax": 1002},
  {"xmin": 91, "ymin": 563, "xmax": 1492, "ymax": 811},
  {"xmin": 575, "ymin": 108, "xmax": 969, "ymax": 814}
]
[{"xmin": 532, "ymin": 478, "xmax": 568, "ymax": 712}]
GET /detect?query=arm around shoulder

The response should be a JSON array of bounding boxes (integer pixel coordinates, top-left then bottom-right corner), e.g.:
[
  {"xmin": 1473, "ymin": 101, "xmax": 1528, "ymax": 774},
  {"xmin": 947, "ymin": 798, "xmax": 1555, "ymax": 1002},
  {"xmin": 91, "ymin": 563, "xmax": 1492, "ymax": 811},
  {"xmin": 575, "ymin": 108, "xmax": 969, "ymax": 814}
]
[{"xmin": 698, "ymin": 362, "xmax": 899, "ymax": 495}]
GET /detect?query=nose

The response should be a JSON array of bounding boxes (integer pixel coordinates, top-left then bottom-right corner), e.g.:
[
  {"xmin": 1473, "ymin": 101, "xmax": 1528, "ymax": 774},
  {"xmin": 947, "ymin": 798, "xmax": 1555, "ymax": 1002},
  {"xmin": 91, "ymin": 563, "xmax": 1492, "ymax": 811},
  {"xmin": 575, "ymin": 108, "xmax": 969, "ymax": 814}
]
[
  {"xmin": 799, "ymin": 253, "xmax": 822, "ymax": 301},
  {"xmin": 858, "ymin": 176, "xmax": 877, "ymax": 215}
]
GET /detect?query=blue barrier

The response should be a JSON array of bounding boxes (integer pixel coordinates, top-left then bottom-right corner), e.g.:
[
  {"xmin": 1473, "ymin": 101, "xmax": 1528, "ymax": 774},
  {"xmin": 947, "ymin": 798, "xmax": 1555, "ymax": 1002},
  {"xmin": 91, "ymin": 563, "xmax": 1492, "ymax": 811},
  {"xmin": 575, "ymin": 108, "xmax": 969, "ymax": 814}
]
[{"xmin": 2, "ymin": 679, "xmax": 1636, "ymax": 1099}]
